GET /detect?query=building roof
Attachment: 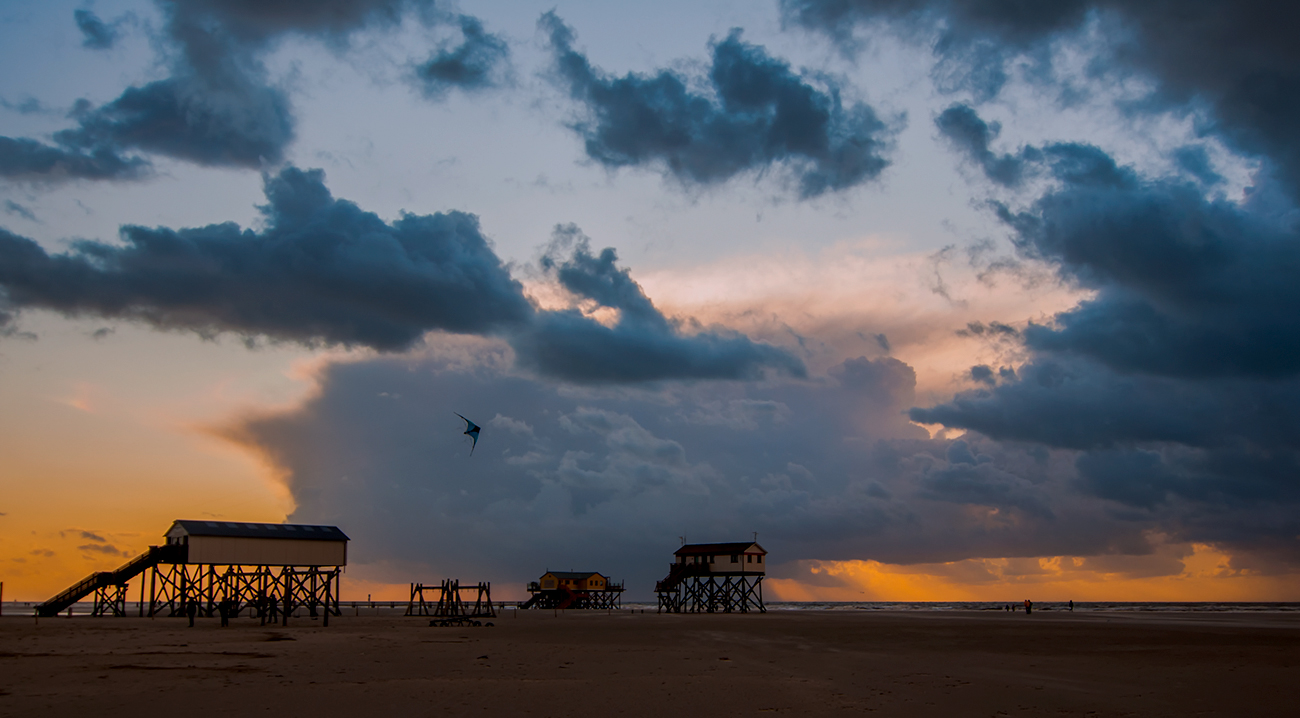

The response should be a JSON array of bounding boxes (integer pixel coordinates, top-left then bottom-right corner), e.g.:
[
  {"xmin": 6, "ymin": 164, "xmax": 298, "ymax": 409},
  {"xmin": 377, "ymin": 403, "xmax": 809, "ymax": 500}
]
[
  {"xmin": 167, "ymin": 520, "xmax": 349, "ymax": 542},
  {"xmin": 675, "ymin": 542, "xmax": 765, "ymax": 556},
  {"xmin": 543, "ymin": 571, "xmax": 607, "ymax": 580}
]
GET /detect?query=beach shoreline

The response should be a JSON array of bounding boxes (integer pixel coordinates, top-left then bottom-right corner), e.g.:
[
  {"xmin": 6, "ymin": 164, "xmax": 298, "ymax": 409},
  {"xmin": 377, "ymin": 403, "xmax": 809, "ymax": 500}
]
[{"xmin": 2, "ymin": 609, "xmax": 1295, "ymax": 716}]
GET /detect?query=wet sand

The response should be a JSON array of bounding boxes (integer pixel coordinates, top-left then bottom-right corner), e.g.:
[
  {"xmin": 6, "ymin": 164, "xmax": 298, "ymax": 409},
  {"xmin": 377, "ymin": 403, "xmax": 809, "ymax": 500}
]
[{"xmin": 2, "ymin": 609, "xmax": 1296, "ymax": 716}]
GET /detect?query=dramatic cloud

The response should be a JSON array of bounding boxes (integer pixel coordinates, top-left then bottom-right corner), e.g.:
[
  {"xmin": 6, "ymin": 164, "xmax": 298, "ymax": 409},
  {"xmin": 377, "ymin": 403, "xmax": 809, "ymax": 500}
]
[
  {"xmin": 0, "ymin": 135, "xmax": 149, "ymax": 182},
  {"xmin": 934, "ymin": 105, "xmax": 1300, "ymax": 380},
  {"xmin": 782, "ymin": 1, "xmax": 1300, "ymax": 200},
  {"xmin": 228, "ymin": 349, "xmax": 1166, "ymax": 594},
  {"xmin": 541, "ymin": 12, "xmax": 895, "ymax": 198},
  {"xmin": 3, "ymin": 1, "xmax": 509, "ymax": 182},
  {"xmin": 414, "ymin": 14, "xmax": 511, "ymax": 98},
  {"xmin": 54, "ymin": 67, "xmax": 295, "ymax": 169},
  {"xmin": 157, "ymin": 0, "xmax": 419, "ymax": 43},
  {"xmin": 74, "ymin": 9, "xmax": 120, "ymax": 50},
  {"xmin": 913, "ymin": 102, "xmax": 1300, "ymax": 564},
  {"xmin": 0, "ymin": 166, "xmax": 530, "ymax": 350},
  {"xmin": 227, "ymin": 337, "xmax": 1300, "ymax": 596},
  {"xmin": 935, "ymin": 104, "xmax": 1037, "ymax": 187},
  {"xmin": 2, "ymin": 1, "xmax": 298, "ymax": 180},
  {"xmin": 509, "ymin": 227, "xmax": 806, "ymax": 382},
  {"xmin": 0, "ymin": 166, "xmax": 800, "ymax": 381}
]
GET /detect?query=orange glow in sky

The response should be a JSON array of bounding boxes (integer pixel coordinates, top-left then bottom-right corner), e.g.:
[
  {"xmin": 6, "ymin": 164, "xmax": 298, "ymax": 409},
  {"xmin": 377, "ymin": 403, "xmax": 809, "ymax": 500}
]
[{"xmin": 765, "ymin": 545, "xmax": 1300, "ymax": 603}]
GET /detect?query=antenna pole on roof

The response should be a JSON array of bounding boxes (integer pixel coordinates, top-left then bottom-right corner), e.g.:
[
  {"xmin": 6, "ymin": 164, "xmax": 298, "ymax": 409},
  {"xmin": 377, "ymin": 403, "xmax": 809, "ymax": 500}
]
[
  {"xmin": 753, "ymin": 531, "xmax": 758, "ymax": 542},
  {"xmin": 679, "ymin": 536, "xmax": 685, "ymax": 546}
]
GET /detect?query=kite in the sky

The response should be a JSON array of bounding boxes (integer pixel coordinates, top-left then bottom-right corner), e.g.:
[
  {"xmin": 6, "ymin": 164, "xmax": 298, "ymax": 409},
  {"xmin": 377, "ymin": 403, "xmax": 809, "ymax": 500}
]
[{"xmin": 455, "ymin": 413, "xmax": 481, "ymax": 455}]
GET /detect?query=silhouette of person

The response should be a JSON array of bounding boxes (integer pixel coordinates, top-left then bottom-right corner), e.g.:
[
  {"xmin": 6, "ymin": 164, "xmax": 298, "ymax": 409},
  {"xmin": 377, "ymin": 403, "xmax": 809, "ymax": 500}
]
[{"xmin": 186, "ymin": 599, "xmax": 198, "ymax": 627}]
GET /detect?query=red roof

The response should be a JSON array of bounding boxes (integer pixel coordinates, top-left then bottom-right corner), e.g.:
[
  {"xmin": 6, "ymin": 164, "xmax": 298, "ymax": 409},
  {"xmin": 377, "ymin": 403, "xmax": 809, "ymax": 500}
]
[{"xmin": 674, "ymin": 542, "xmax": 765, "ymax": 556}]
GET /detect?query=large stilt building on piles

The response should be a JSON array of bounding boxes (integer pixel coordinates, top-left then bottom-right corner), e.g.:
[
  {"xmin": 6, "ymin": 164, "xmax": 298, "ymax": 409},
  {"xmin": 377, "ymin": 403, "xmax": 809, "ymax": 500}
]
[
  {"xmin": 655, "ymin": 541, "xmax": 766, "ymax": 613},
  {"xmin": 36, "ymin": 520, "xmax": 348, "ymax": 624}
]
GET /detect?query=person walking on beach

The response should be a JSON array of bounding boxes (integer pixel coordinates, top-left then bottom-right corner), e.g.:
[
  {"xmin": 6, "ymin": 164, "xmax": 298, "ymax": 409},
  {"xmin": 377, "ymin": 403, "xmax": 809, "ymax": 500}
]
[
  {"xmin": 1069, "ymin": 599, "xmax": 1074, "ymax": 612},
  {"xmin": 1024, "ymin": 599, "xmax": 1032, "ymax": 615},
  {"xmin": 218, "ymin": 599, "xmax": 230, "ymax": 627},
  {"xmin": 186, "ymin": 599, "xmax": 198, "ymax": 627}
]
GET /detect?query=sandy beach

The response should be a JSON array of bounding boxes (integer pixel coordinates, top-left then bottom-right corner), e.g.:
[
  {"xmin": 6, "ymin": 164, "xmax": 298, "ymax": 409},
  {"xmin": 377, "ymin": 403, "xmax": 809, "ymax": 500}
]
[{"xmin": 1, "ymin": 609, "xmax": 1296, "ymax": 717}]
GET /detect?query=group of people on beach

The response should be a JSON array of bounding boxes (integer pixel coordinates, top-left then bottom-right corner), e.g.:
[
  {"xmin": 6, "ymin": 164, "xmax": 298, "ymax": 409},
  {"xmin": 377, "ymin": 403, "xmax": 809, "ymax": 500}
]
[
  {"xmin": 1003, "ymin": 599, "xmax": 1074, "ymax": 614},
  {"xmin": 185, "ymin": 597, "xmax": 294, "ymax": 627}
]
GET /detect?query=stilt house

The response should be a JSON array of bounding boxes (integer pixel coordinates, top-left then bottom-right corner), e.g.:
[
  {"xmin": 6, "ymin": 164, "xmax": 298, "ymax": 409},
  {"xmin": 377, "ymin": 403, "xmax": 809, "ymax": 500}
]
[{"xmin": 673, "ymin": 541, "xmax": 766, "ymax": 574}]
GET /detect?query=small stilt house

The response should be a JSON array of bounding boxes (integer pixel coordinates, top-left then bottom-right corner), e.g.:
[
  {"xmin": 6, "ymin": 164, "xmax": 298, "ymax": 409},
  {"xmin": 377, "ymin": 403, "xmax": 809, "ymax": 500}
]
[
  {"xmin": 537, "ymin": 571, "xmax": 610, "ymax": 591},
  {"xmin": 522, "ymin": 570, "xmax": 625, "ymax": 610}
]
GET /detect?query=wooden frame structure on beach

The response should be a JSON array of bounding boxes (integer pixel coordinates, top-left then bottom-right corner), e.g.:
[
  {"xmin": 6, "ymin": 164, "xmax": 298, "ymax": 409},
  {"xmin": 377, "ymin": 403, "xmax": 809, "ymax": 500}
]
[{"xmin": 405, "ymin": 579, "xmax": 495, "ymax": 620}]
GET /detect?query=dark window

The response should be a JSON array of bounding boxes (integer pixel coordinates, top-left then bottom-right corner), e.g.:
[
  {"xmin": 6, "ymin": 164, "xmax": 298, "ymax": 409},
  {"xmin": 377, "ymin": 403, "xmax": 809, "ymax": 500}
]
[
  {"xmin": 731, "ymin": 554, "xmax": 738, "ymax": 563},
  {"xmin": 757, "ymin": 555, "xmax": 763, "ymax": 563},
  {"xmin": 747, "ymin": 554, "xmax": 752, "ymax": 563}
]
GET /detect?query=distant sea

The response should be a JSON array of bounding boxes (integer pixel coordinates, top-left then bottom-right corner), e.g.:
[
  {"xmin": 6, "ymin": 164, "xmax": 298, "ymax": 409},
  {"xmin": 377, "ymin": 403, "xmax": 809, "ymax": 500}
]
[{"xmin": 626, "ymin": 601, "xmax": 1300, "ymax": 613}]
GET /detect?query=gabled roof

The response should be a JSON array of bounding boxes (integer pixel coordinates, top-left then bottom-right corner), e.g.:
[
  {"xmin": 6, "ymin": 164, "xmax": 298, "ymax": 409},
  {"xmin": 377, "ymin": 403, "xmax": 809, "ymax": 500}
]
[
  {"xmin": 167, "ymin": 520, "xmax": 349, "ymax": 542},
  {"xmin": 543, "ymin": 571, "xmax": 607, "ymax": 580},
  {"xmin": 675, "ymin": 542, "xmax": 765, "ymax": 556}
]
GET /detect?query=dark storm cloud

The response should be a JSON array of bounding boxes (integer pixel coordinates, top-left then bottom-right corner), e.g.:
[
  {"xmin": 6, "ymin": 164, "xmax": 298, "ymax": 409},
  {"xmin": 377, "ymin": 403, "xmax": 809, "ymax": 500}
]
[
  {"xmin": 168, "ymin": 1, "xmax": 511, "ymax": 99},
  {"xmin": 54, "ymin": 69, "xmax": 295, "ymax": 169},
  {"xmin": 6, "ymin": 0, "xmax": 301, "ymax": 179},
  {"xmin": 910, "ymin": 132, "xmax": 1300, "ymax": 546},
  {"xmin": 0, "ymin": 166, "xmax": 532, "ymax": 350},
  {"xmin": 935, "ymin": 104, "xmax": 1038, "ymax": 186},
  {"xmin": 229, "ymin": 351, "xmax": 1181, "ymax": 595},
  {"xmin": 932, "ymin": 104, "xmax": 1300, "ymax": 380},
  {"xmin": 157, "ymin": 0, "xmax": 419, "ymax": 43},
  {"xmin": 867, "ymin": 0, "xmax": 1300, "ymax": 561},
  {"xmin": 540, "ymin": 12, "xmax": 895, "ymax": 198},
  {"xmin": 969, "ymin": 364, "xmax": 994, "ymax": 384},
  {"xmin": 511, "ymin": 227, "xmax": 806, "ymax": 382},
  {"xmin": 1002, "ymin": 150, "xmax": 1300, "ymax": 380},
  {"xmin": 1173, "ymin": 146, "xmax": 1224, "ymax": 188},
  {"xmin": 0, "ymin": 136, "xmax": 149, "ymax": 182},
  {"xmin": 5, "ymin": 0, "xmax": 506, "ymax": 182},
  {"xmin": 414, "ymin": 14, "xmax": 511, "ymax": 98},
  {"xmin": 782, "ymin": 1, "xmax": 1300, "ymax": 200},
  {"xmin": 75, "ymin": 9, "xmax": 120, "ymax": 50},
  {"xmin": 912, "ymin": 359, "xmax": 1300, "ymax": 452},
  {"xmin": 0, "ymin": 167, "xmax": 800, "ymax": 381}
]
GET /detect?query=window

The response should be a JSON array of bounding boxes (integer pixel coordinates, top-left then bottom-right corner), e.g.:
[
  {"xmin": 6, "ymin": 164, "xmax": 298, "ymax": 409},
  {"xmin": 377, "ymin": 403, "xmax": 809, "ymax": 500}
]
[
  {"xmin": 731, "ymin": 554, "xmax": 738, "ymax": 563},
  {"xmin": 747, "ymin": 554, "xmax": 752, "ymax": 563},
  {"xmin": 757, "ymin": 555, "xmax": 763, "ymax": 563},
  {"xmin": 708, "ymin": 555, "xmax": 715, "ymax": 564}
]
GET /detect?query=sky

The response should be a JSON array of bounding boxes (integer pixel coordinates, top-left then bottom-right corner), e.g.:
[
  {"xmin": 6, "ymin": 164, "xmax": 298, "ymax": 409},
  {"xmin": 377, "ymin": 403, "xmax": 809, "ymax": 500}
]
[{"xmin": 2, "ymin": 0, "xmax": 1299, "ymax": 603}]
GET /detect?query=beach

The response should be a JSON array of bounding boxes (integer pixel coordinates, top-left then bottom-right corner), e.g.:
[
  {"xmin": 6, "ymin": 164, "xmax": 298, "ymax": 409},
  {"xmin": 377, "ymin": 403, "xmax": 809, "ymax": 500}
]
[{"xmin": 1, "ymin": 609, "xmax": 1296, "ymax": 716}]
